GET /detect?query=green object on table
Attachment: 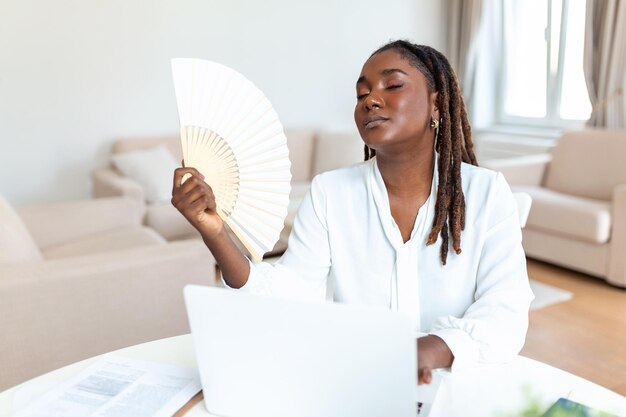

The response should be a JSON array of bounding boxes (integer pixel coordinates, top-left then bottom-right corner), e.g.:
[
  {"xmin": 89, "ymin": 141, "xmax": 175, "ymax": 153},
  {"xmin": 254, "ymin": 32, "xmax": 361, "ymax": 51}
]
[{"xmin": 541, "ymin": 398, "xmax": 618, "ymax": 417}]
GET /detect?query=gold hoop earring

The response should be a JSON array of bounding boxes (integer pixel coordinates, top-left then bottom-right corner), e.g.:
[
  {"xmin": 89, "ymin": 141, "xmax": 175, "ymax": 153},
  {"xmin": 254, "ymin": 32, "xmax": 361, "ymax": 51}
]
[{"xmin": 430, "ymin": 117, "xmax": 439, "ymax": 130}]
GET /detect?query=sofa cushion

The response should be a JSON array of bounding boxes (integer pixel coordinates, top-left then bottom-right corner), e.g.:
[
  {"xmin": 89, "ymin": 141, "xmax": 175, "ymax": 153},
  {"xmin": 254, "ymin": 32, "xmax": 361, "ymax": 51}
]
[
  {"xmin": 146, "ymin": 204, "xmax": 199, "ymax": 240},
  {"xmin": 42, "ymin": 226, "xmax": 166, "ymax": 259},
  {"xmin": 112, "ymin": 145, "xmax": 180, "ymax": 204},
  {"xmin": 544, "ymin": 130, "xmax": 626, "ymax": 200},
  {"xmin": 113, "ymin": 136, "xmax": 183, "ymax": 162},
  {"xmin": 516, "ymin": 186, "xmax": 612, "ymax": 244},
  {"xmin": 0, "ymin": 196, "xmax": 43, "ymax": 265},
  {"xmin": 17, "ymin": 197, "xmax": 144, "ymax": 250}
]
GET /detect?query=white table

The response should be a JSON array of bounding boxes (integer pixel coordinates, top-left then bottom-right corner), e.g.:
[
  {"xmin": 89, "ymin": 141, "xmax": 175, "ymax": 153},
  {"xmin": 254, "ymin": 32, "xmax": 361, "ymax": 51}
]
[{"xmin": 1, "ymin": 335, "xmax": 624, "ymax": 417}]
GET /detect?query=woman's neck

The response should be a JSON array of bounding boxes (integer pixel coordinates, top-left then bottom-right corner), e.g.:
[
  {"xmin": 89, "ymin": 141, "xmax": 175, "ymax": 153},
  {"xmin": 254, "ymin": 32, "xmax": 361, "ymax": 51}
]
[{"xmin": 375, "ymin": 145, "xmax": 435, "ymax": 199}]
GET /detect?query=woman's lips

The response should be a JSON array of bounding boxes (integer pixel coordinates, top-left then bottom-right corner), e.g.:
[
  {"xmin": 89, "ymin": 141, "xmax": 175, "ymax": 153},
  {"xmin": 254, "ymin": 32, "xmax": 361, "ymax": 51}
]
[{"xmin": 364, "ymin": 116, "xmax": 389, "ymax": 129}]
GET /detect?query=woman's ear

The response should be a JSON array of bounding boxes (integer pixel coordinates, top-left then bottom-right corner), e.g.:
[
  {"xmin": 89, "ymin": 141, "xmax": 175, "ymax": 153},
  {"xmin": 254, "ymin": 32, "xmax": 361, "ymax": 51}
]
[{"xmin": 430, "ymin": 91, "xmax": 440, "ymax": 118}]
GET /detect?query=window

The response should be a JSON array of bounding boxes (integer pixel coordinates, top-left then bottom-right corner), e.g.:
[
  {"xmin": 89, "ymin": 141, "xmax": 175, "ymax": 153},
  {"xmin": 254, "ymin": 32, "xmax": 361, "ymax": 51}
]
[{"xmin": 498, "ymin": 0, "xmax": 591, "ymax": 127}]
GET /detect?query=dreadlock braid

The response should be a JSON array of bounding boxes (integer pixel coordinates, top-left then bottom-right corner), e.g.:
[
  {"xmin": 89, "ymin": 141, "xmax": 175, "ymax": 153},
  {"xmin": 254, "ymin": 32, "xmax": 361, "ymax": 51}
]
[{"xmin": 363, "ymin": 40, "xmax": 478, "ymax": 265}]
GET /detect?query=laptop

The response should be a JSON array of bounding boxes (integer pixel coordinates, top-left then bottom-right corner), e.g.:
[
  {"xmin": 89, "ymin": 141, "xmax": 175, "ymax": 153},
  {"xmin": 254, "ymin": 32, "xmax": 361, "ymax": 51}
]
[{"xmin": 184, "ymin": 285, "xmax": 417, "ymax": 417}]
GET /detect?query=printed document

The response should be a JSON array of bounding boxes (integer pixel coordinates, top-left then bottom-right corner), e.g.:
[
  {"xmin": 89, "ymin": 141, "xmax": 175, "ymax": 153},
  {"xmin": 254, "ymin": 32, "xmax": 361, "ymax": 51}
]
[{"xmin": 11, "ymin": 355, "xmax": 201, "ymax": 417}]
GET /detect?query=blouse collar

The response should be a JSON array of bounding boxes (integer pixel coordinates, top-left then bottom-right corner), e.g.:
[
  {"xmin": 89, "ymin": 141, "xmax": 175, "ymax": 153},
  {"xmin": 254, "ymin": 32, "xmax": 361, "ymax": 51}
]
[{"xmin": 368, "ymin": 153, "xmax": 439, "ymax": 249}]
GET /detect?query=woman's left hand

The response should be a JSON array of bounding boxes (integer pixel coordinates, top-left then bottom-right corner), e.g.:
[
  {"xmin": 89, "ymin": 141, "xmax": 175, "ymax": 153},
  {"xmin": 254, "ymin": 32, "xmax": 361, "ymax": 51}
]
[{"xmin": 417, "ymin": 335, "xmax": 453, "ymax": 384}]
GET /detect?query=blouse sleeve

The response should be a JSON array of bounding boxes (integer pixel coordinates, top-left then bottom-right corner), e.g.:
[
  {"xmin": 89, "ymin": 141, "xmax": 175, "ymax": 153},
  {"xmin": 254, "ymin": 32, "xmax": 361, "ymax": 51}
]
[
  {"xmin": 224, "ymin": 174, "xmax": 332, "ymax": 302},
  {"xmin": 430, "ymin": 172, "xmax": 535, "ymax": 372}
]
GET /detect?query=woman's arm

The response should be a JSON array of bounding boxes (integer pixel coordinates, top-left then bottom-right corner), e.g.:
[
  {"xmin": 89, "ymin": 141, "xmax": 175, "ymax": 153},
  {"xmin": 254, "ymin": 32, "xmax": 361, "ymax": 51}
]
[
  {"xmin": 171, "ymin": 167, "xmax": 249, "ymax": 288},
  {"xmin": 172, "ymin": 167, "xmax": 332, "ymax": 299},
  {"xmin": 429, "ymin": 173, "xmax": 534, "ymax": 371},
  {"xmin": 242, "ymin": 174, "xmax": 332, "ymax": 300}
]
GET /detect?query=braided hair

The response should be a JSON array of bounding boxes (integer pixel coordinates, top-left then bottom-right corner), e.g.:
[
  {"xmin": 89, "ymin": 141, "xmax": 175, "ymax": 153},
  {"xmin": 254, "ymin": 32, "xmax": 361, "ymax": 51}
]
[{"xmin": 363, "ymin": 40, "xmax": 478, "ymax": 265}]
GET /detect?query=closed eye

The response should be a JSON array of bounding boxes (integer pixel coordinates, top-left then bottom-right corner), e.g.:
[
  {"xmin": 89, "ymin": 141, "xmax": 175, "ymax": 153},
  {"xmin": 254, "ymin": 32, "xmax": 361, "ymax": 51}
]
[
  {"xmin": 386, "ymin": 84, "xmax": 403, "ymax": 90},
  {"xmin": 356, "ymin": 92, "xmax": 368, "ymax": 100}
]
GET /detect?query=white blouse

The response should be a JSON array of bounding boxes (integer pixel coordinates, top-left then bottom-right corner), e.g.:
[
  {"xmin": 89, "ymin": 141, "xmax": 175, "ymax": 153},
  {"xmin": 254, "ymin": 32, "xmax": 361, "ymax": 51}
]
[{"xmin": 236, "ymin": 157, "xmax": 534, "ymax": 372}]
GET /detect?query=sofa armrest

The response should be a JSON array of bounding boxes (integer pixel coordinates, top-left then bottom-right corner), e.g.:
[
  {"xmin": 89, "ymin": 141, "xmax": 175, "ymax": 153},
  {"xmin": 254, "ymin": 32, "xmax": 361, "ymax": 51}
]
[
  {"xmin": 481, "ymin": 154, "xmax": 552, "ymax": 187},
  {"xmin": 608, "ymin": 184, "xmax": 626, "ymax": 287},
  {"xmin": 92, "ymin": 167, "xmax": 146, "ymax": 203},
  {"xmin": 16, "ymin": 197, "xmax": 145, "ymax": 250},
  {"xmin": 0, "ymin": 239, "xmax": 215, "ymax": 390}
]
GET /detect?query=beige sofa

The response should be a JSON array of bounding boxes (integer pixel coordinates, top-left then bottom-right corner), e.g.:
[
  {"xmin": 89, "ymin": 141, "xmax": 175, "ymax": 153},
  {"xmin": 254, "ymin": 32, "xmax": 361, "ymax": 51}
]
[
  {"xmin": 484, "ymin": 129, "xmax": 626, "ymax": 287},
  {"xmin": 92, "ymin": 129, "xmax": 366, "ymax": 255},
  {"xmin": 0, "ymin": 195, "xmax": 216, "ymax": 390}
]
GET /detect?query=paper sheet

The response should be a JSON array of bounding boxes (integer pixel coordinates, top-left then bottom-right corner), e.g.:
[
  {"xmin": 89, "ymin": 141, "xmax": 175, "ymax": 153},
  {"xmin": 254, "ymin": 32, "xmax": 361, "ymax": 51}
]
[{"xmin": 11, "ymin": 355, "xmax": 201, "ymax": 417}]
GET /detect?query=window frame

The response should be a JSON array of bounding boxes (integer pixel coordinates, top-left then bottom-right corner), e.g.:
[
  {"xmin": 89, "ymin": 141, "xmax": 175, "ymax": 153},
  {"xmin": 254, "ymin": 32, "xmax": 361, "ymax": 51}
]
[{"xmin": 495, "ymin": 0, "xmax": 588, "ymax": 129}]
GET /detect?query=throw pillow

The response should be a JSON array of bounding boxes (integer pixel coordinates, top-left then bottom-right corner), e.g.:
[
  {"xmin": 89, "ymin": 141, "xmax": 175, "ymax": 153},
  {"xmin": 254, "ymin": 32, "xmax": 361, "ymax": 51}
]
[
  {"xmin": 0, "ymin": 195, "xmax": 44, "ymax": 265},
  {"xmin": 112, "ymin": 145, "xmax": 180, "ymax": 204}
]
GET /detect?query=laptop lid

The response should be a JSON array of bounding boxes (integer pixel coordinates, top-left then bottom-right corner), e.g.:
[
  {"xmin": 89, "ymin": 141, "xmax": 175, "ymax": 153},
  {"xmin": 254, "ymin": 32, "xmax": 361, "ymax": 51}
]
[{"xmin": 184, "ymin": 285, "xmax": 416, "ymax": 417}]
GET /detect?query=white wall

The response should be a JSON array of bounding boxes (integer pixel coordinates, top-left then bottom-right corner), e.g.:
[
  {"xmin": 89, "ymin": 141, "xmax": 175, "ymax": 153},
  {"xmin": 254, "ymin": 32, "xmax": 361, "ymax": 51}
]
[{"xmin": 0, "ymin": 0, "xmax": 445, "ymax": 205}]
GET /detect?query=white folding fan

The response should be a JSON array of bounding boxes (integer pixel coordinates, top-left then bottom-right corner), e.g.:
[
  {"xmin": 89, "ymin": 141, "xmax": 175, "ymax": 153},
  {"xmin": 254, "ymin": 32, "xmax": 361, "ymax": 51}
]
[{"xmin": 171, "ymin": 58, "xmax": 291, "ymax": 262}]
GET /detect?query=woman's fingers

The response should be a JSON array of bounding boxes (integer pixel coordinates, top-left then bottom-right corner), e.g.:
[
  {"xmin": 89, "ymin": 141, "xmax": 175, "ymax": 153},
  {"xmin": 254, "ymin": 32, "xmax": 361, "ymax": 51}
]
[
  {"xmin": 171, "ymin": 166, "xmax": 224, "ymax": 240},
  {"xmin": 187, "ymin": 196, "xmax": 211, "ymax": 217},
  {"xmin": 171, "ymin": 166, "xmax": 219, "ymax": 226},
  {"xmin": 173, "ymin": 183, "xmax": 214, "ymax": 211},
  {"xmin": 173, "ymin": 170, "xmax": 211, "ymax": 203},
  {"xmin": 179, "ymin": 175, "xmax": 211, "ymax": 198},
  {"xmin": 418, "ymin": 367, "xmax": 432, "ymax": 385},
  {"xmin": 185, "ymin": 188, "xmax": 216, "ymax": 211},
  {"xmin": 173, "ymin": 167, "xmax": 205, "ymax": 191}
]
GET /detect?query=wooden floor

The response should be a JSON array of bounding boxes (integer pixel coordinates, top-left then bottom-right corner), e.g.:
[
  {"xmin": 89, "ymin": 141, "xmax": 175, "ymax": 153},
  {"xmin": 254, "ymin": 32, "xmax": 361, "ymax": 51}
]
[{"xmin": 522, "ymin": 259, "xmax": 626, "ymax": 396}]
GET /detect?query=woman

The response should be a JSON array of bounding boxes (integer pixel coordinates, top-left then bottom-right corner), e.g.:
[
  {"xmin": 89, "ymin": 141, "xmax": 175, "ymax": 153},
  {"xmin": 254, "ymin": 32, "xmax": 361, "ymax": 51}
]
[{"xmin": 171, "ymin": 40, "xmax": 534, "ymax": 384}]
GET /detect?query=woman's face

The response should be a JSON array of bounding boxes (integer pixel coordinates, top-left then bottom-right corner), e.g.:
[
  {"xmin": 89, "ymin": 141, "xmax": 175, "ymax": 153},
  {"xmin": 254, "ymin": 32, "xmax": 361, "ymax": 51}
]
[{"xmin": 354, "ymin": 49, "xmax": 438, "ymax": 154}]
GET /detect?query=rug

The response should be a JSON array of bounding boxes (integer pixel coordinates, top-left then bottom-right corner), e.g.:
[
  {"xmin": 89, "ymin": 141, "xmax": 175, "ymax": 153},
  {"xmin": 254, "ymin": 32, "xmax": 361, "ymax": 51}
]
[{"xmin": 529, "ymin": 279, "xmax": 573, "ymax": 311}]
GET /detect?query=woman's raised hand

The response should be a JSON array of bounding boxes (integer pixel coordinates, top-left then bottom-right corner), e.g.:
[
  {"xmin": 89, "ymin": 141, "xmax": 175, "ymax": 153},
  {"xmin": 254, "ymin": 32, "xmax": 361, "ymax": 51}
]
[
  {"xmin": 171, "ymin": 165, "xmax": 250, "ymax": 288},
  {"xmin": 171, "ymin": 167, "xmax": 223, "ymax": 241}
]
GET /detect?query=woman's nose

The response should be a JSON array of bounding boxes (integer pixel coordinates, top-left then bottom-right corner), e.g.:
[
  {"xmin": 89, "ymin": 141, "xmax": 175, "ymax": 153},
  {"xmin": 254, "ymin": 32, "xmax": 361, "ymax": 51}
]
[{"xmin": 365, "ymin": 93, "xmax": 383, "ymax": 110}]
